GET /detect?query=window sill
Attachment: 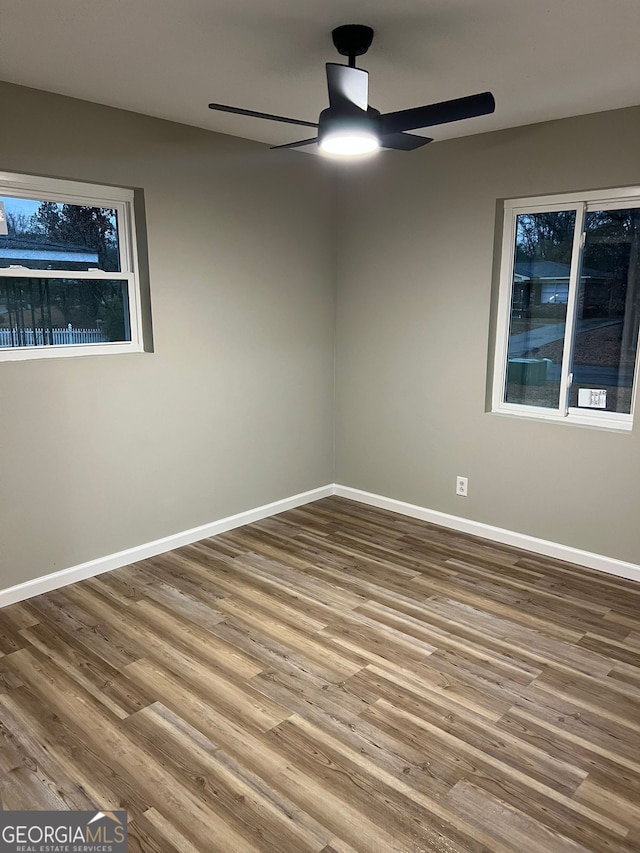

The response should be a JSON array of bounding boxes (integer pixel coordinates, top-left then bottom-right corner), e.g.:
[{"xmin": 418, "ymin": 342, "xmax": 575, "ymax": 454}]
[
  {"xmin": 490, "ymin": 406, "xmax": 633, "ymax": 432},
  {"xmin": 0, "ymin": 342, "xmax": 144, "ymax": 362}
]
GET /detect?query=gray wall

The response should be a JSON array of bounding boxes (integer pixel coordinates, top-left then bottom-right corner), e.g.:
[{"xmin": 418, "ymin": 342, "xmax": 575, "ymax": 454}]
[
  {"xmin": 0, "ymin": 82, "xmax": 336, "ymax": 587},
  {"xmin": 335, "ymin": 106, "xmax": 640, "ymax": 564},
  {"xmin": 2, "ymin": 80, "xmax": 639, "ymax": 587}
]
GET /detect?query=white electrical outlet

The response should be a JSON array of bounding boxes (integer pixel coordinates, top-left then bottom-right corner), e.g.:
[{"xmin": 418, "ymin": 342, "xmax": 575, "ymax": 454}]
[{"xmin": 456, "ymin": 476, "xmax": 468, "ymax": 497}]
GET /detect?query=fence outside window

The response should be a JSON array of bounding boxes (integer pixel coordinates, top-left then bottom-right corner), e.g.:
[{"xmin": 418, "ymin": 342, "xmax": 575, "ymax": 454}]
[{"xmin": 0, "ymin": 325, "xmax": 108, "ymax": 348}]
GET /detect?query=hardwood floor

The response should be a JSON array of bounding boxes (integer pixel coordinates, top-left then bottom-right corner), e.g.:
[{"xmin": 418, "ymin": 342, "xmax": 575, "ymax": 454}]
[{"xmin": 1, "ymin": 496, "xmax": 639, "ymax": 852}]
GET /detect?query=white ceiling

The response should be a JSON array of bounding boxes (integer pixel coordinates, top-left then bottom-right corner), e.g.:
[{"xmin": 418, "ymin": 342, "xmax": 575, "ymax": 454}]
[{"xmin": 2, "ymin": 0, "xmax": 640, "ymax": 150}]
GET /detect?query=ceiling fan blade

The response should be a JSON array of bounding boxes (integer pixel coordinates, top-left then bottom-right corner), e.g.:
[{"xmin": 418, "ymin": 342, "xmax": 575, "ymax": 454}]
[
  {"xmin": 270, "ymin": 138, "xmax": 319, "ymax": 150},
  {"xmin": 208, "ymin": 102, "xmax": 318, "ymax": 128},
  {"xmin": 379, "ymin": 91, "xmax": 495, "ymax": 135},
  {"xmin": 326, "ymin": 63, "xmax": 369, "ymax": 111},
  {"xmin": 381, "ymin": 133, "xmax": 433, "ymax": 151}
]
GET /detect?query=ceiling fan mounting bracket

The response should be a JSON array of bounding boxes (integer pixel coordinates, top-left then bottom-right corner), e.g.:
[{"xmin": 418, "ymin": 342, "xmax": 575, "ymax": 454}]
[{"xmin": 332, "ymin": 25, "xmax": 374, "ymax": 67}]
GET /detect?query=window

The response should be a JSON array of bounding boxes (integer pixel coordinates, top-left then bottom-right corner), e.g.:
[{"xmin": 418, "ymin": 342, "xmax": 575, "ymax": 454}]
[
  {"xmin": 493, "ymin": 188, "xmax": 640, "ymax": 430},
  {"xmin": 0, "ymin": 171, "xmax": 143, "ymax": 360}
]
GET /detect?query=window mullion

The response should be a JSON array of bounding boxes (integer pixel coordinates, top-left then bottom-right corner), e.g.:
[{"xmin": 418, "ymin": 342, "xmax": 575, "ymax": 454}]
[{"xmin": 558, "ymin": 203, "xmax": 586, "ymax": 416}]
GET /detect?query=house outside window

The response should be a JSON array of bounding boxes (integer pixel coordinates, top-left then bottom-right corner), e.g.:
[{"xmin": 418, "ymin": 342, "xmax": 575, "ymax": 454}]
[
  {"xmin": 0, "ymin": 171, "xmax": 143, "ymax": 361},
  {"xmin": 493, "ymin": 187, "xmax": 640, "ymax": 430}
]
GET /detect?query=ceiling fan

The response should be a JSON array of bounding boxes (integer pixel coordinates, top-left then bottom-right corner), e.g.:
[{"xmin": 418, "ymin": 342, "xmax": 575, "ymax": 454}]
[{"xmin": 209, "ymin": 24, "xmax": 495, "ymax": 156}]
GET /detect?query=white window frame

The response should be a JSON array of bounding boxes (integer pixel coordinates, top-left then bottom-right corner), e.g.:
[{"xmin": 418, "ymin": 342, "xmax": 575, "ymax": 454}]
[
  {"xmin": 0, "ymin": 171, "xmax": 143, "ymax": 361},
  {"xmin": 493, "ymin": 186, "xmax": 640, "ymax": 431}
]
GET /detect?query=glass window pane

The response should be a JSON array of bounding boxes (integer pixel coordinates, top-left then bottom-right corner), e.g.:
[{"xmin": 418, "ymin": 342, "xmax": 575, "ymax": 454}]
[
  {"xmin": 504, "ymin": 210, "xmax": 576, "ymax": 408},
  {"xmin": 0, "ymin": 196, "xmax": 121, "ymax": 272},
  {"xmin": 0, "ymin": 278, "xmax": 130, "ymax": 346},
  {"xmin": 569, "ymin": 208, "xmax": 640, "ymax": 415}
]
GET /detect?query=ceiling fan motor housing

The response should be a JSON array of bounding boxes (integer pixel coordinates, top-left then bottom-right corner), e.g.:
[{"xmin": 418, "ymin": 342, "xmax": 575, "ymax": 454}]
[{"xmin": 317, "ymin": 106, "xmax": 380, "ymax": 146}]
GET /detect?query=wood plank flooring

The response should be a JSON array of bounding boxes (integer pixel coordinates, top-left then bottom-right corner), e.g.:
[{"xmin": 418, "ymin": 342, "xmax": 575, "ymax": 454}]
[{"xmin": 0, "ymin": 496, "xmax": 639, "ymax": 851}]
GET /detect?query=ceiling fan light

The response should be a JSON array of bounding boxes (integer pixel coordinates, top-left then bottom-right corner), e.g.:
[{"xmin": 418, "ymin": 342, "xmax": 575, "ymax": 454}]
[{"xmin": 319, "ymin": 131, "xmax": 380, "ymax": 156}]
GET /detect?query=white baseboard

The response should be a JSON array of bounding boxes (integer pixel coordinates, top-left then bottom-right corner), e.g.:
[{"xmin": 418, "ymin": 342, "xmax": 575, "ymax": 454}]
[
  {"xmin": 0, "ymin": 484, "xmax": 334, "ymax": 608},
  {"xmin": 334, "ymin": 485, "xmax": 640, "ymax": 584},
  {"xmin": 3, "ymin": 481, "xmax": 638, "ymax": 608}
]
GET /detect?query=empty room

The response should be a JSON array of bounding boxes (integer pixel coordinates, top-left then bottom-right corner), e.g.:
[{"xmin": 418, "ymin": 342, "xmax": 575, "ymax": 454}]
[{"xmin": 0, "ymin": 1, "xmax": 639, "ymax": 851}]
